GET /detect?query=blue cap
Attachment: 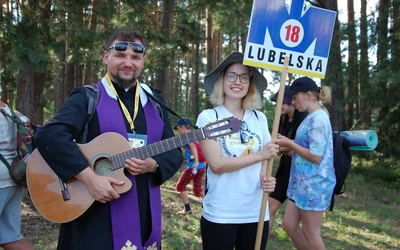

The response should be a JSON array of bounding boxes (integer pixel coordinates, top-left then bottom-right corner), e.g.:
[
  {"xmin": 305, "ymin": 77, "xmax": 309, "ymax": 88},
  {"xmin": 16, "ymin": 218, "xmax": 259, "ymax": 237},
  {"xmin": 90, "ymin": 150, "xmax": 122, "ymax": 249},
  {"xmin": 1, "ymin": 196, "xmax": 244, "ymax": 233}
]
[
  {"xmin": 174, "ymin": 117, "xmax": 191, "ymax": 130},
  {"xmin": 271, "ymin": 85, "xmax": 293, "ymax": 104}
]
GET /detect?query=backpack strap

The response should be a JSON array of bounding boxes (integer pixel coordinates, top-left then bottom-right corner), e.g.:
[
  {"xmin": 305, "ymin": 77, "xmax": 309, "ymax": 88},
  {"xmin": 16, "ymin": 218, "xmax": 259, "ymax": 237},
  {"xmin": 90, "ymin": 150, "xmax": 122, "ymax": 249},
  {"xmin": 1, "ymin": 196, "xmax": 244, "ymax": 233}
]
[
  {"xmin": 1, "ymin": 108, "xmax": 19, "ymax": 123},
  {"xmin": 81, "ymin": 85, "xmax": 99, "ymax": 143},
  {"xmin": 0, "ymin": 109, "xmax": 24, "ymax": 172},
  {"xmin": 213, "ymin": 108, "xmax": 218, "ymax": 120},
  {"xmin": 0, "ymin": 108, "xmax": 31, "ymax": 133},
  {"xmin": 0, "ymin": 153, "xmax": 12, "ymax": 171},
  {"xmin": 253, "ymin": 110, "xmax": 258, "ymax": 120}
]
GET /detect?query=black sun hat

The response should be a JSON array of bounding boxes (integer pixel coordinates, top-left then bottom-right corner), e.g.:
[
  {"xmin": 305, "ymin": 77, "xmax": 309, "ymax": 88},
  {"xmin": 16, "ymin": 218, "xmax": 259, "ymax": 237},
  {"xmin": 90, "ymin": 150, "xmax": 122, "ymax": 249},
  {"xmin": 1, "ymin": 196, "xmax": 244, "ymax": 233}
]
[{"xmin": 204, "ymin": 51, "xmax": 268, "ymax": 98}]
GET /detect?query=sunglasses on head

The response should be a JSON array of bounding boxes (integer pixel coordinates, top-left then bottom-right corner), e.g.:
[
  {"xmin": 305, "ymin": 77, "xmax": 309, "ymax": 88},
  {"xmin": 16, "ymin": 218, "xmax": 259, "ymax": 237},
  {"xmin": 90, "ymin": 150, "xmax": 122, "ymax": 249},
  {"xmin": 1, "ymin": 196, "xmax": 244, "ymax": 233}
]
[{"xmin": 107, "ymin": 41, "xmax": 146, "ymax": 54}]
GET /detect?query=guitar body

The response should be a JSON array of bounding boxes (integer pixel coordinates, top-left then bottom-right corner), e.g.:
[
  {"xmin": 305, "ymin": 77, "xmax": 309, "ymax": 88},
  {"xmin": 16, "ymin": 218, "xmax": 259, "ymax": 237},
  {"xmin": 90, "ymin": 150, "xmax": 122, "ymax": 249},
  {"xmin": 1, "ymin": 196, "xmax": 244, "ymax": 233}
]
[{"xmin": 26, "ymin": 132, "xmax": 133, "ymax": 223}]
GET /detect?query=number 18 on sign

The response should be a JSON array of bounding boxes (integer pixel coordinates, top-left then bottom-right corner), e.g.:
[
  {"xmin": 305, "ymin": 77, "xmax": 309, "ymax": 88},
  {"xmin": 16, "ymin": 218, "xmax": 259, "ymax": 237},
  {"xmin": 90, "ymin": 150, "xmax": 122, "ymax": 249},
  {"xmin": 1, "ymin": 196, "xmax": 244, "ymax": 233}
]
[{"xmin": 244, "ymin": 0, "xmax": 336, "ymax": 79}]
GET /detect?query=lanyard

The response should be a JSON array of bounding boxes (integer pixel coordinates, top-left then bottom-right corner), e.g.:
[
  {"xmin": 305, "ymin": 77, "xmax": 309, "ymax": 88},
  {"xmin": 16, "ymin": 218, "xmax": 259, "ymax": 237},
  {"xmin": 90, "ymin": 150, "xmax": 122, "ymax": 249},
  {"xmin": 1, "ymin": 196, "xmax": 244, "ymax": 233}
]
[{"xmin": 105, "ymin": 74, "xmax": 140, "ymax": 132}]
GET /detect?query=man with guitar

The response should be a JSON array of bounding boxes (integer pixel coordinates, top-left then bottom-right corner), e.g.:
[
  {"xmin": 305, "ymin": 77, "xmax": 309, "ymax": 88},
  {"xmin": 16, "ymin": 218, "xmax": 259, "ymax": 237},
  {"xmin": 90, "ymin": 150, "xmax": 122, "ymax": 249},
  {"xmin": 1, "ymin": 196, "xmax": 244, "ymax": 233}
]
[{"xmin": 33, "ymin": 28, "xmax": 184, "ymax": 250}]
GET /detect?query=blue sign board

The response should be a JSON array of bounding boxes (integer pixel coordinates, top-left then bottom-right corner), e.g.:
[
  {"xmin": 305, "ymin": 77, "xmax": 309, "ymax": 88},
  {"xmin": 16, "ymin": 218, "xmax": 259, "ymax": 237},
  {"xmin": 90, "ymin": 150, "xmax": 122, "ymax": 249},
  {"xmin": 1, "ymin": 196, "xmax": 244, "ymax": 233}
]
[{"xmin": 244, "ymin": 0, "xmax": 336, "ymax": 78}]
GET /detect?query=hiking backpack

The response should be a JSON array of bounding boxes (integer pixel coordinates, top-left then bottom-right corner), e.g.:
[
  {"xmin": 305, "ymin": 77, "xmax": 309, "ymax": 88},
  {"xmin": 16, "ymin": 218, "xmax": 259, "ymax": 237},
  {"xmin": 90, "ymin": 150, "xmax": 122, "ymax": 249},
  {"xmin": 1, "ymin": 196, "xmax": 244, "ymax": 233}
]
[{"xmin": 330, "ymin": 132, "xmax": 352, "ymax": 211}]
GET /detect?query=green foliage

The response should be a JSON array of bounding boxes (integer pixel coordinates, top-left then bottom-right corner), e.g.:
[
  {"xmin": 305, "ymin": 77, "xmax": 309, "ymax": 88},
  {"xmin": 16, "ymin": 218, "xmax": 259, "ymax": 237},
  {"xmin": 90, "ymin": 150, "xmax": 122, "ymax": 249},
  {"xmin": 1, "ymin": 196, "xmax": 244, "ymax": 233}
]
[
  {"xmin": 352, "ymin": 154, "xmax": 400, "ymax": 189},
  {"xmin": 262, "ymin": 99, "xmax": 278, "ymax": 131},
  {"xmin": 9, "ymin": 19, "xmax": 49, "ymax": 72},
  {"xmin": 274, "ymin": 228, "xmax": 291, "ymax": 242}
]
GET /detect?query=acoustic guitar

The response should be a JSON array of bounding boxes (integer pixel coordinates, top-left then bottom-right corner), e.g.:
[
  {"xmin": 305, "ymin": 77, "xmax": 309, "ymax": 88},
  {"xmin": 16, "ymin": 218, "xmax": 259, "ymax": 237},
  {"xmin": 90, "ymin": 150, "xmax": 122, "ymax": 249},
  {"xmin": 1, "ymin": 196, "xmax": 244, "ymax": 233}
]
[{"xmin": 26, "ymin": 117, "xmax": 241, "ymax": 223}]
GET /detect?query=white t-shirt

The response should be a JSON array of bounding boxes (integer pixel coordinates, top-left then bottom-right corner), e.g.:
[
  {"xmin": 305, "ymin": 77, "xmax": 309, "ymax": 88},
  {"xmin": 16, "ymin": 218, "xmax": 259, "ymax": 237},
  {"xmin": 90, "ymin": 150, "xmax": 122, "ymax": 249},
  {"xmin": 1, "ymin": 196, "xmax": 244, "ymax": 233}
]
[{"xmin": 196, "ymin": 105, "xmax": 271, "ymax": 223}]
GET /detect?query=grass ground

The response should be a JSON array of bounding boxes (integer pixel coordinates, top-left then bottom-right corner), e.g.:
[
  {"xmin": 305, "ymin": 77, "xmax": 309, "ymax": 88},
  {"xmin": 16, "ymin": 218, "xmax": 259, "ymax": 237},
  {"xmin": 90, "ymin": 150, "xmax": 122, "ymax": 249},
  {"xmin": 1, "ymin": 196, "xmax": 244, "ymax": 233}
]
[{"xmin": 21, "ymin": 165, "xmax": 400, "ymax": 250}]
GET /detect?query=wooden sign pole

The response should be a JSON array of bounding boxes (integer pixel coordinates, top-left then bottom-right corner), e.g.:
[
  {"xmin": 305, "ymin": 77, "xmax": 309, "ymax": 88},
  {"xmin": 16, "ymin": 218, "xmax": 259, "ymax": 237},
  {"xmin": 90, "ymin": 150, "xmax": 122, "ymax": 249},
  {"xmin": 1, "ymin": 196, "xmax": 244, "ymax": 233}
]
[{"xmin": 254, "ymin": 57, "xmax": 289, "ymax": 250}]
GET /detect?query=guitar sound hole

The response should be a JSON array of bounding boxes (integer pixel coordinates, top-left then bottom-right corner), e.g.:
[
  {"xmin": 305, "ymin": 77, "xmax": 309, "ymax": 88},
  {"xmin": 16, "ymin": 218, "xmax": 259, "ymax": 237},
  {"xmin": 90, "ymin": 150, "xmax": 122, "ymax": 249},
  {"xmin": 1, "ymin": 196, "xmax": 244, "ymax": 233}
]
[{"xmin": 94, "ymin": 158, "xmax": 114, "ymax": 177}]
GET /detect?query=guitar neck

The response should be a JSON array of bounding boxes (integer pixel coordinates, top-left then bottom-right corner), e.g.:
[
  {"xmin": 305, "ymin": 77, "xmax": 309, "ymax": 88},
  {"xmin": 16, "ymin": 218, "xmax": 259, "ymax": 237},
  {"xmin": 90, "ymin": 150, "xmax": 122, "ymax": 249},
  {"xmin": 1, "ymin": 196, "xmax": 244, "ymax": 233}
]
[{"xmin": 109, "ymin": 128, "xmax": 205, "ymax": 170}]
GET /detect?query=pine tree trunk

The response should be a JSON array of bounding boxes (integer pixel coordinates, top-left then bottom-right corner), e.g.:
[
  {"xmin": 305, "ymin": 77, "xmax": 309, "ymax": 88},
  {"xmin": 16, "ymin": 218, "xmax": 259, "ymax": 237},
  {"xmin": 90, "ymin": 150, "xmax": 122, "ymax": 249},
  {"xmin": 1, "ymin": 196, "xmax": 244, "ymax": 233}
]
[
  {"xmin": 359, "ymin": 0, "xmax": 371, "ymax": 128},
  {"xmin": 318, "ymin": 0, "xmax": 345, "ymax": 130},
  {"xmin": 346, "ymin": 0, "xmax": 358, "ymax": 130}
]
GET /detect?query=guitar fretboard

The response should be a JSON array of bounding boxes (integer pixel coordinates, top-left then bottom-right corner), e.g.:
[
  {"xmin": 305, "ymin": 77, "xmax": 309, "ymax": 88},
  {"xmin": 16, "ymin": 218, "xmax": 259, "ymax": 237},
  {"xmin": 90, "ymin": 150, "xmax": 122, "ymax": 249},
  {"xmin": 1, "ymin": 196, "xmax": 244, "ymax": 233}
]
[{"xmin": 109, "ymin": 128, "xmax": 205, "ymax": 170}]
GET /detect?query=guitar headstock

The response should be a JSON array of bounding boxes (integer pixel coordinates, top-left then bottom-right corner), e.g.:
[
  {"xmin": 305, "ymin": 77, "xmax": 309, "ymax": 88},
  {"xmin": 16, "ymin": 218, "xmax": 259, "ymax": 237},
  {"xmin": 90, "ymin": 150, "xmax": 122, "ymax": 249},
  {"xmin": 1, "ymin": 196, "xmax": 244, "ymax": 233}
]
[{"xmin": 201, "ymin": 116, "xmax": 242, "ymax": 140}]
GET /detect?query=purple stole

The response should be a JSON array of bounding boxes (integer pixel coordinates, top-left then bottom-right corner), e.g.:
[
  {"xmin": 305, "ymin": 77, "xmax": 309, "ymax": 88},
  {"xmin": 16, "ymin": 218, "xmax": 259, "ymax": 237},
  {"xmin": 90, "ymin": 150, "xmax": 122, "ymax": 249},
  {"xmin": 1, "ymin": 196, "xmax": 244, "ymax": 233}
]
[{"xmin": 96, "ymin": 81, "xmax": 164, "ymax": 250}]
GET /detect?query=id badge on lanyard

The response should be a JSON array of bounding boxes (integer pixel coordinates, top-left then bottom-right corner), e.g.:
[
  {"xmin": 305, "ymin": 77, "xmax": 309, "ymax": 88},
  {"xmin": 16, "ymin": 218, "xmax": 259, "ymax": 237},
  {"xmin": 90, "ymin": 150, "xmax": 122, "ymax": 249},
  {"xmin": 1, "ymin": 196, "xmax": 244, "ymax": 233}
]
[{"xmin": 128, "ymin": 133, "xmax": 147, "ymax": 148}]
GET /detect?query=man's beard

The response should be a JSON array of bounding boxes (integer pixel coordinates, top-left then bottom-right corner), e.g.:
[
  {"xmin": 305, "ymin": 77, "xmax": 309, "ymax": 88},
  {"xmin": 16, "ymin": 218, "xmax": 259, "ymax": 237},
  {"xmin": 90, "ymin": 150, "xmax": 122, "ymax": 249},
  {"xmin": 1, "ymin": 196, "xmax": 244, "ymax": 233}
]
[{"xmin": 112, "ymin": 72, "xmax": 137, "ymax": 89}]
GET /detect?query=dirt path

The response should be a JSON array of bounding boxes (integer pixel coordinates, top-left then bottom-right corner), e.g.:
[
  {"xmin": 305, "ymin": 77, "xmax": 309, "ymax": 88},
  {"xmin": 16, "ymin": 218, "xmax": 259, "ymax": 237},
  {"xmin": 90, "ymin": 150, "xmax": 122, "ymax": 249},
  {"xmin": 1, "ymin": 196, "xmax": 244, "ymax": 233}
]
[{"xmin": 21, "ymin": 190, "xmax": 59, "ymax": 249}]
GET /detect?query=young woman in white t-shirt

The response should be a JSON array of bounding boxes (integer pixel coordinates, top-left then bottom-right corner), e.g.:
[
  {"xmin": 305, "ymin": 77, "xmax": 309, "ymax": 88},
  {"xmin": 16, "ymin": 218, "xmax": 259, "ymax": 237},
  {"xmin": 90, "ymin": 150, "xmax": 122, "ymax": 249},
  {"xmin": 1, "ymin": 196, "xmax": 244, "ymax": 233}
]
[{"xmin": 196, "ymin": 52, "xmax": 279, "ymax": 250}]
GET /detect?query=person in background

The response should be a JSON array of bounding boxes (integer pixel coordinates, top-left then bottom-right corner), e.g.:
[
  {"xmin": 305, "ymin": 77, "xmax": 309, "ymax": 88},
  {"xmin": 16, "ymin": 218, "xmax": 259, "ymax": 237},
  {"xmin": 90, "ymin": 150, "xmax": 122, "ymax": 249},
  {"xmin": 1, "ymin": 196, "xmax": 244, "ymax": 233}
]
[
  {"xmin": 196, "ymin": 51, "xmax": 279, "ymax": 250},
  {"xmin": 174, "ymin": 117, "xmax": 206, "ymax": 215},
  {"xmin": 277, "ymin": 77, "xmax": 335, "ymax": 250},
  {"xmin": 0, "ymin": 99, "xmax": 35, "ymax": 250},
  {"xmin": 268, "ymin": 85, "xmax": 307, "ymax": 233},
  {"xmin": 33, "ymin": 27, "xmax": 183, "ymax": 250}
]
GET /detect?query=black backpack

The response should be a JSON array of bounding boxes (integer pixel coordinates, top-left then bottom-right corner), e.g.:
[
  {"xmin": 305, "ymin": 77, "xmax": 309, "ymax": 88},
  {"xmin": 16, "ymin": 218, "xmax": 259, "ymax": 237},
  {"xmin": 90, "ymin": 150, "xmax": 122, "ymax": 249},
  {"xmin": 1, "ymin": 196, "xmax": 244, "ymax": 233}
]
[{"xmin": 330, "ymin": 132, "xmax": 352, "ymax": 211}]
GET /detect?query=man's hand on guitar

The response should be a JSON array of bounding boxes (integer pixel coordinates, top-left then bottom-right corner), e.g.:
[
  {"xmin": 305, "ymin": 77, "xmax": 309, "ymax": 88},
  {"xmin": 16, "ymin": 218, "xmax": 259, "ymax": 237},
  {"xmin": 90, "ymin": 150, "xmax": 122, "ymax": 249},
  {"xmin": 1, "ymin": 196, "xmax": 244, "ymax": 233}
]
[
  {"xmin": 125, "ymin": 157, "xmax": 158, "ymax": 176},
  {"xmin": 76, "ymin": 167, "xmax": 124, "ymax": 203}
]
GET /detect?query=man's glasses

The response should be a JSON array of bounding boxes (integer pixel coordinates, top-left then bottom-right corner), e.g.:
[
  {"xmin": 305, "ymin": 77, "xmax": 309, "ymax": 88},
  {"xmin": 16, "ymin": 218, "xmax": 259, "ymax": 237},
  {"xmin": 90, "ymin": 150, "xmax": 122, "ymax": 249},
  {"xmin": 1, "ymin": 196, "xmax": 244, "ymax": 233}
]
[
  {"xmin": 240, "ymin": 121, "xmax": 250, "ymax": 144},
  {"xmin": 107, "ymin": 41, "xmax": 146, "ymax": 54},
  {"xmin": 225, "ymin": 72, "xmax": 251, "ymax": 84}
]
